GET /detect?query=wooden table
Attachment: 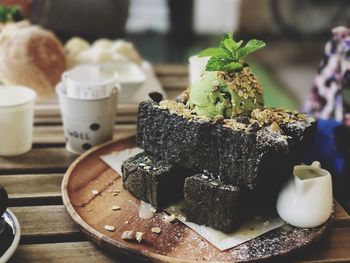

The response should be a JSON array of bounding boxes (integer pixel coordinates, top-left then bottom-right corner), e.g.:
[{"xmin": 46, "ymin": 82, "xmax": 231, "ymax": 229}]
[{"xmin": 1, "ymin": 64, "xmax": 349, "ymax": 263}]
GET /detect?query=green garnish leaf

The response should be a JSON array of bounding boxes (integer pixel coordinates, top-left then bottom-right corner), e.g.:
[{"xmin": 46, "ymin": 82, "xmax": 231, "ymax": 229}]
[
  {"xmin": 222, "ymin": 61, "xmax": 244, "ymax": 72},
  {"xmin": 198, "ymin": 47, "xmax": 230, "ymax": 58},
  {"xmin": 220, "ymin": 33, "xmax": 243, "ymax": 55},
  {"xmin": 205, "ymin": 57, "xmax": 227, "ymax": 71},
  {"xmin": 198, "ymin": 33, "xmax": 266, "ymax": 72},
  {"xmin": 236, "ymin": 39, "xmax": 266, "ymax": 59}
]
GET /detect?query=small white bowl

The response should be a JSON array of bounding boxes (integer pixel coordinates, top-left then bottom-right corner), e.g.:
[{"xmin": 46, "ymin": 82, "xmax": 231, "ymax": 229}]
[{"xmin": 95, "ymin": 62, "xmax": 146, "ymax": 101}]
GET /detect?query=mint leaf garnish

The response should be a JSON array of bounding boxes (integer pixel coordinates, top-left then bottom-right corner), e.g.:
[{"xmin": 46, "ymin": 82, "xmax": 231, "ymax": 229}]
[
  {"xmin": 236, "ymin": 39, "xmax": 266, "ymax": 59},
  {"xmin": 205, "ymin": 57, "xmax": 227, "ymax": 71},
  {"xmin": 197, "ymin": 33, "xmax": 265, "ymax": 72},
  {"xmin": 222, "ymin": 61, "xmax": 244, "ymax": 72},
  {"xmin": 220, "ymin": 33, "xmax": 243, "ymax": 56},
  {"xmin": 198, "ymin": 48, "xmax": 230, "ymax": 58}
]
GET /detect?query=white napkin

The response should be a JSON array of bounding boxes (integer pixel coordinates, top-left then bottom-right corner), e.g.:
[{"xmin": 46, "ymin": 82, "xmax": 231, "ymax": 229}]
[{"xmin": 100, "ymin": 147, "xmax": 285, "ymax": 251}]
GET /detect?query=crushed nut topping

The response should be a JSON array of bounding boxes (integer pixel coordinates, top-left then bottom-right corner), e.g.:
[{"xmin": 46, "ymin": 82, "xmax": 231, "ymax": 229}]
[
  {"xmin": 163, "ymin": 214, "xmax": 176, "ymax": 224},
  {"xmin": 111, "ymin": 205, "xmax": 121, "ymax": 211},
  {"xmin": 151, "ymin": 227, "xmax": 162, "ymax": 234},
  {"xmin": 135, "ymin": 232, "xmax": 144, "ymax": 243},
  {"xmin": 121, "ymin": 231, "xmax": 134, "ymax": 240},
  {"xmin": 251, "ymin": 108, "xmax": 306, "ymax": 126},
  {"xmin": 154, "ymin": 100, "xmax": 310, "ymax": 135},
  {"xmin": 104, "ymin": 225, "xmax": 115, "ymax": 232}
]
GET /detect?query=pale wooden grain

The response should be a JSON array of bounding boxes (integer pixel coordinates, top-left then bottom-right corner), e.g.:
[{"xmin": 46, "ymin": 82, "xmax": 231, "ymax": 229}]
[
  {"xmin": 0, "ymin": 173, "xmax": 62, "ymax": 199},
  {"xmin": 0, "ymin": 148, "xmax": 76, "ymax": 174},
  {"xmin": 8, "ymin": 228, "xmax": 350, "ymax": 263},
  {"xmin": 158, "ymin": 76, "xmax": 188, "ymax": 90},
  {"xmin": 10, "ymin": 242, "xmax": 117, "ymax": 263},
  {"xmin": 35, "ymin": 114, "xmax": 138, "ymax": 125},
  {"xmin": 153, "ymin": 64, "xmax": 188, "ymax": 76},
  {"xmin": 33, "ymin": 125, "xmax": 136, "ymax": 144},
  {"xmin": 11, "ymin": 205, "xmax": 81, "ymax": 243}
]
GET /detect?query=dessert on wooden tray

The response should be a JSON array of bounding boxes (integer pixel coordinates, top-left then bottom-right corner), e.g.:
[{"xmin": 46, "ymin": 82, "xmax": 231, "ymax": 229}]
[{"xmin": 122, "ymin": 33, "xmax": 316, "ymax": 233}]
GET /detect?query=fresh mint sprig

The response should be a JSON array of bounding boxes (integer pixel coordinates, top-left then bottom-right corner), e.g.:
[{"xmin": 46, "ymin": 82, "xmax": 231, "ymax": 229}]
[{"xmin": 198, "ymin": 33, "xmax": 266, "ymax": 72}]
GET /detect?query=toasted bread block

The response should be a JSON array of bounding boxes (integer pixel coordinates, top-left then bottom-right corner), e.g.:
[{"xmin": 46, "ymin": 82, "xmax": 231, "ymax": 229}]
[
  {"xmin": 137, "ymin": 101, "xmax": 316, "ymax": 190},
  {"xmin": 122, "ymin": 152, "xmax": 191, "ymax": 209},
  {"xmin": 184, "ymin": 174, "xmax": 248, "ymax": 233}
]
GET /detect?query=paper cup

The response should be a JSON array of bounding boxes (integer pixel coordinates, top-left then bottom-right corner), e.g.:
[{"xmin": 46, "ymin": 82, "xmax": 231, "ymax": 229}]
[
  {"xmin": 189, "ymin": 55, "xmax": 210, "ymax": 85},
  {"xmin": 63, "ymin": 65, "xmax": 119, "ymax": 100},
  {"xmin": 0, "ymin": 86, "xmax": 36, "ymax": 156},
  {"xmin": 56, "ymin": 82, "xmax": 117, "ymax": 154}
]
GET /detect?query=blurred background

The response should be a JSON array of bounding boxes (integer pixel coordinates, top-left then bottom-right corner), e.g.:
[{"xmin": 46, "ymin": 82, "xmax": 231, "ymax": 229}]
[{"xmin": 0, "ymin": 0, "xmax": 349, "ymax": 109}]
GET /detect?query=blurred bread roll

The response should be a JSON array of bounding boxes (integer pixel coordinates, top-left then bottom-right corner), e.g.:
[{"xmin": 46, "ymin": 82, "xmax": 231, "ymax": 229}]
[
  {"xmin": 0, "ymin": 21, "xmax": 66, "ymax": 98},
  {"xmin": 65, "ymin": 37, "xmax": 142, "ymax": 68}
]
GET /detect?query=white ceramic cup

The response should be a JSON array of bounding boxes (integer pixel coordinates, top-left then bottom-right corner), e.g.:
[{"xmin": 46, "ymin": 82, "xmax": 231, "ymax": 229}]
[
  {"xmin": 56, "ymin": 82, "xmax": 118, "ymax": 155},
  {"xmin": 0, "ymin": 86, "xmax": 36, "ymax": 156},
  {"xmin": 188, "ymin": 55, "xmax": 210, "ymax": 85},
  {"xmin": 63, "ymin": 65, "xmax": 119, "ymax": 100}
]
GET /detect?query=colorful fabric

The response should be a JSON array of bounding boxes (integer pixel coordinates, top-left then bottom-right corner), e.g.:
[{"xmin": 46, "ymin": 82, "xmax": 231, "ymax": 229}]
[{"xmin": 303, "ymin": 26, "xmax": 350, "ymax": 126}]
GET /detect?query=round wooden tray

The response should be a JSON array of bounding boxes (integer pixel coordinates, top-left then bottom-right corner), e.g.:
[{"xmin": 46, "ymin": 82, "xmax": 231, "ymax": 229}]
[{"xmin": 62, "ymin": 135, "xmax": 334, "ymax": 262}]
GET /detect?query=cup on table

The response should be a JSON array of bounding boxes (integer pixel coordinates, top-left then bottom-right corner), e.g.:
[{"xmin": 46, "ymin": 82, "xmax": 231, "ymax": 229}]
[
  {"xmin": 0, "ymin": 86, "xmax": 36, "ymax": 156},
  {"xmin": 56, "ymin": 78, "xmax": 118, "ymax": 155},
  {"xmin": 63, "ymin": 65, "xmax": 118, "ymax": 100},
  {"xmin": 188, "ymin": 55, "xmax": 210, "ymax": 85}
]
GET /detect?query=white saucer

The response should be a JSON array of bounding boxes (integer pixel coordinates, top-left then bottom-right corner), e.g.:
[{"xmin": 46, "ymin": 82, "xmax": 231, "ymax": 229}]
[{"xmin": 0, "ymin": 209, "xmax": 21, "ymax": 263}]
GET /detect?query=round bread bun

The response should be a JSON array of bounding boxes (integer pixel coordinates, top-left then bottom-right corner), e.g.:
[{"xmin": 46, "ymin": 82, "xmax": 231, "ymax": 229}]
[{"xmin": 0, "ymin": 21, "xmax": 66, "ymax": 98}]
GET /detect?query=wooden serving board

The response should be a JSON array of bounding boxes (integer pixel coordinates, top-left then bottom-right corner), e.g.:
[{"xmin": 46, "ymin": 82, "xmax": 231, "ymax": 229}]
[{"xmin": 62, "ymin": 136, "xmax": 334, "ymax": 262}]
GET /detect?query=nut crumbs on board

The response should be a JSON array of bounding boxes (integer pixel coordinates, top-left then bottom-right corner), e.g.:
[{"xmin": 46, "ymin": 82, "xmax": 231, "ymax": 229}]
[
  {"xmin": 121, "ymin": 231, "xmax": 134, "ymax": 240},
  {"xmin": 151, "ymin": 227, "xmax": 162, "ymax": 234},
  {"xmin": 163, "ymin": 214, "xmax": 176, "ymax": 223},
  {"xmin": 104, "ymin": 225, "xmax": 115, "ymax": 232},
  {"xmin": 111, "ymin": 205, "xmax": 121, "ymax": 211},
  {"xmin": 135, "ymin": 232, "xmax": 144, "ymax": 243}
]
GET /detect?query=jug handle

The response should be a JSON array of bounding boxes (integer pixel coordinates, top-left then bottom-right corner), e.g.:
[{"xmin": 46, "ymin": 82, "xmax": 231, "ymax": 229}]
[
  {"xmin": 0, "ymin": 186, "xmax": 8, "ymax": 216},
  {"xmin": 311, "ymin": 161, "xmax": 321, "ymax": 168}
]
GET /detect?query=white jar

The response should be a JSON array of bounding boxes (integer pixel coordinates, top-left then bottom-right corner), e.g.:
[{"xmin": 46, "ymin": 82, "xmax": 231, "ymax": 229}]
[{"xmin": 0, "ymin": 86, "xmax": 36, "ymax": 156}]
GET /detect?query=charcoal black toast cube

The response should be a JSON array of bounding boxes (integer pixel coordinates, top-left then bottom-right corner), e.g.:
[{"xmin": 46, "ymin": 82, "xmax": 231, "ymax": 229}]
[
  {"xmin": 122, "ymin": 152, "xmax": 192, "ymax": 209},
  {"xmin": 184, "ymin": 174, "xmax": 249, "ymax": 233}
]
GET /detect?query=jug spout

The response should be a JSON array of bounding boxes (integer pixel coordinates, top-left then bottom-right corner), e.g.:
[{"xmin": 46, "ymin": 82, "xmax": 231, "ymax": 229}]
[{"xmin": 311, "ymin": 161, "xmax": 321, "ymax": 168}]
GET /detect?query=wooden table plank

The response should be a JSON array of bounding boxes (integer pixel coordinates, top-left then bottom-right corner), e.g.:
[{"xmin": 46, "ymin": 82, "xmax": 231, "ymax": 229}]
[
  {"xmin": 8, "ymin": 227, "xmax": 350, "ymax": 263},
  {"xmin": 34, "ymin": 114, "xmax": 138, "ymax": 126},
  {"xmin": 0, "ymin": 148, "xmax": 76, "ymax": 174},
  {"xmin": 33, "ymin": 125, "xmax": 136, "ymax": 145},
  {"xmin": 154, "ymin": 64, "xmax": 188, "ymax": 76},
  {"xmin": 0, "ymin": 174, "xmax": 63, "ymax": 206},
  {"xmin": 6, "ymin": 202, "xmax": 350, "ymax": 245},
  {"xmin": 10, "ymin": 242, "xmax": 117, "ymax": 263},
  {"xmin": 11, "ymin": 205, "xmax": 82, "ymax": 244},
  {"xmin": 158, "ymin": 76, "xmax": 188, "ymax": 90},
  {"xmin": 0, "ymin": 129, "xmax": 136, "ymax": 174},
  {"xmin": 35, "ymin": 103, "xmax": 140, "ymax": 117}
]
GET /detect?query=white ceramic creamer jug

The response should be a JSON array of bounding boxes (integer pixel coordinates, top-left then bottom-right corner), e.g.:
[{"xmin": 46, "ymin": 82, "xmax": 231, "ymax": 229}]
[{"xmin": 276, "ymin": 161, "xmax": 333, "ymax": 228}]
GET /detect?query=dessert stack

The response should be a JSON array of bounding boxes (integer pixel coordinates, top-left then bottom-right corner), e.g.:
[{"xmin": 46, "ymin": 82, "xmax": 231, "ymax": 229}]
[{"xmin": 122, "ymin": 33, "xmax": 316, "ymax": 233}]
